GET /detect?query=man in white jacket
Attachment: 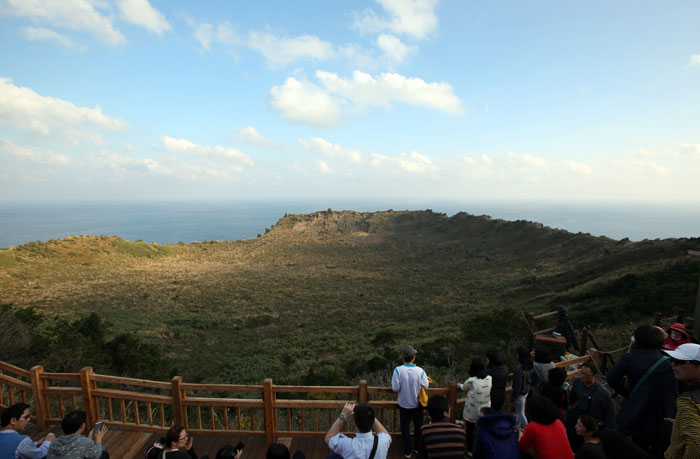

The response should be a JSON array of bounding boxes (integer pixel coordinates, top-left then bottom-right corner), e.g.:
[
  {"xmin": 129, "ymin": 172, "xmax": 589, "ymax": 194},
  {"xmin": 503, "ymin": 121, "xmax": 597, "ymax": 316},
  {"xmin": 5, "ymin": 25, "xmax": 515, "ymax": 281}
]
[{"xmin": 392, "ymin": 345, "xmax": 429, "ymax": 458}]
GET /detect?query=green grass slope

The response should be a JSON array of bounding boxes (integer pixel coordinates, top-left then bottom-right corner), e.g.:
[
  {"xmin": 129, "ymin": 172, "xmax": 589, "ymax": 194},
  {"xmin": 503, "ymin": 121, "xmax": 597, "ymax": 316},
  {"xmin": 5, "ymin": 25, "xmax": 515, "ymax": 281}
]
[{"xmin": 1, "ymin": 210, "xmax": 698, "ymax": 385}]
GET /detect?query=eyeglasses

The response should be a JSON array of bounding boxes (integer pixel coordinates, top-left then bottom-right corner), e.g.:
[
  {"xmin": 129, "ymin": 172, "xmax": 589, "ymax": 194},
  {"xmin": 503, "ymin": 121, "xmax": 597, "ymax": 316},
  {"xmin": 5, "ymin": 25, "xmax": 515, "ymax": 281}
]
[
  {"xmin": 670, "ymin": 358, "xmax": 694, "ymax": 366},
  {"xmin": 179, "ymin": 433, "xmax": 189, "ymax": 441}
]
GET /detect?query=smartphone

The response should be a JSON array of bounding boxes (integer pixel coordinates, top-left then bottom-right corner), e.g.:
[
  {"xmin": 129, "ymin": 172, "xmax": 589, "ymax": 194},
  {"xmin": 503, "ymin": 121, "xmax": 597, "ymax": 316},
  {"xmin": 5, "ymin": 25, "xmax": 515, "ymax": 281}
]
[
  {"xmin": 234, "ymin": 441, "xmax": 244, "ymax": 453},
  {"xmin": 94, "ymin": 421, "xmax": 103, "ymax": 432}
]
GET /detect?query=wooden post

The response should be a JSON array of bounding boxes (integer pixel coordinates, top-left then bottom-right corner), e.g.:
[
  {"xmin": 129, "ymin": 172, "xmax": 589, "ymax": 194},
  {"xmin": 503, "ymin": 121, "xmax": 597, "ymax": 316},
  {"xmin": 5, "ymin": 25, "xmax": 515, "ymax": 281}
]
[
  {"xmin": 263, "ymin": 379, "xmax": 274, "ymax": 445},
  {"xmin": 447, "ymin": 383, "xmax": 459, "ymax": 423},
  {"xmin": 171, "ymin": 376, "xmax": 185, "ymax": 427},
  {"xmin": 677, "ymin": 311, "xmax": 686, "ymax": 324},
  {"xmin": 653, "ymin": 312, "xmax": 662, "ymax": 326},
  {"xmin": 29, "ymin": 366, "xmax": 46, "ymax": 429},
  {"xmin": 79, "ymin": 367, "xmax": 96, "ymax": 427},
  {"xmin": 358, "ymin": 380, "xmax": 368, "ymax": 404},
  {"xmin": 580, "ymin": 329, "xmax": 589, "ymax": 351},
  {"xmin": 587, "ymin": 349, "xmax": 601, "ymax": 374}
]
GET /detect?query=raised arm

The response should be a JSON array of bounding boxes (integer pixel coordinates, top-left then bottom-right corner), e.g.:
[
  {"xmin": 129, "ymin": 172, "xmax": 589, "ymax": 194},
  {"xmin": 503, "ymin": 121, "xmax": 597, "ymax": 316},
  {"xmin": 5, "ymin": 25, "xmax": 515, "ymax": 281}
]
[{"xmin": 325, "ymin": 403, "xmax": 354, "ymax": 445}]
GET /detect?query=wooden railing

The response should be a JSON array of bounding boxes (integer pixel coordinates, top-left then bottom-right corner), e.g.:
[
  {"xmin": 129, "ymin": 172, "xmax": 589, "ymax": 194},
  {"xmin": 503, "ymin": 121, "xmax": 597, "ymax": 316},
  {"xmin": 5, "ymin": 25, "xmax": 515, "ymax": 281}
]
[{"xmin": 0, "ymin": 353, "xmax": 594, "ymax": 443}]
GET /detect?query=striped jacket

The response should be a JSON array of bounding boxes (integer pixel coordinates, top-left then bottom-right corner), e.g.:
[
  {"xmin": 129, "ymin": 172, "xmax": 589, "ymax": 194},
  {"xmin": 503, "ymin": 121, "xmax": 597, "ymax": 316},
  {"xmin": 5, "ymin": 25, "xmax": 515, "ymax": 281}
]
[
  {"xmin": 419, "ymin": 419, "xmax": 466, "ymax": 458},
  {"xmin": 665, "ymin": 382, "xmax": 700, "ymax": 459}
]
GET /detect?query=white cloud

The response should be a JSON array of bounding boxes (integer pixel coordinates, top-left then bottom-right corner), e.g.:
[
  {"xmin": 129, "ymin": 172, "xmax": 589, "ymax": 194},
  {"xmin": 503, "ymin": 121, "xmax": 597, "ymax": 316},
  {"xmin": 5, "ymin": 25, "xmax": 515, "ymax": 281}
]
[
  {"xmin": 686, "ymin": 54, "xmax": 700, "ymax": 69},
  {"xmin": 316, "ymin": 70, "xmax": 464, "ymax": 115},
  {"xmin": 353, "ymin": 0, "xmax": 439, "ymax": 40},
  {"xmin": 22, "ymin": 26, "xmax": 85, "ymax": 50},
  {"xmin": 0, "ymin": 138, "xmax": 71, "ymax": 165},
  {"xmin": 316, "ymin": 160, "xmax": 333, "ymax": 175},
  {"xmin": 565, "ymin": 161, "xmax": 593, "ymax": 176},
  {"xmin": 376, "ymin": 33, "xmax": 416, "ymax": 65},
  {"xmin": 235, "ymin": 126, "xmax": 280, "ymax": 148},
  {"xmin": 247, "ymin": 32, "xmax": 334, "ymax": 67},
  {"xmin": 116, "ymin": 0, "xmax": 171, "ymax": 35},
  {"xmin": 4, "ymin": 0, "xmax": 126, "ymax": 46},
  {"xmin": 159, "ymin": 135, "xmax": 254, "ymax": 167},
  {"xmin": 370, "ymin": 151, "xmax": 436, "ymax": 174},
  {"xmin": 187, "ymin": 19, "xmax": 240, "ymax": 51},
  {"xmin": 0, "ymin": 77, "xmax": 125, "ymax": 139},
  {"xmin": 299, "ymin": 137, "xmax": 364, "ymax": 163},
  {"xmin": 98, "ymin": 151, "xmax": 172, "ymax": 175},
  {"xmin": 269, "ymin": 78, "xmax": 341, "ymax": 128}
]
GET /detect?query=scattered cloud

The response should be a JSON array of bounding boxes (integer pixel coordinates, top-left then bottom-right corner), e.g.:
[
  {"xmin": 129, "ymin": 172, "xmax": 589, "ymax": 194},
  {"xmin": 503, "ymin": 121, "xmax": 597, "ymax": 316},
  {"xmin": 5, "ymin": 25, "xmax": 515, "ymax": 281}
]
[
  {"xmin": 3, "ymin": 0, "xmax": 126, "ymax": 46},
  {"xmin": 235, "ymin": 126, "xmax": 280, "ymax": 148},
  {"xmin": 316, "ymin": 70, "xmax": 464, "ymax": 115},
  {"xmin": 352, "ymin": 0, "xmax": 439, "ymax": 40},
  {"xmin": 299, "ymin": 137, "xmax": 364, "ymax": 163},
  {"xmin": 159, "ymin": 135, "xmax": 254, "ymax": 168},
  {"xmin": 247, "ymin": 32, "xmax": 334, "ymax": 67},
  {"xmin": 376, "ymin": 33, "xmax": 416, "ymax": 65},
  {"xmin": 316, "ymin": 160, "xmax": 333, "ymax": 175},
  {"xmin": 269, "ymin": 78, "xmax": 341, "ymax": 128},
  {"xmin": 0, "ymin": 77, "xmax": 125, "ymax": 139},
  {"xmin": 370, "ymin": 151, "xmax": 437, "ymax": 174},
  {"xmin": 98, "ymin": 151, "xmax": 172, "ymax": 175},
  {"xmin": 186, "ymin": 19, "xmax": 239, "ymax": 51},
  {"xmin": 686, "ymin": 54, "xmax": 700, "ymax": 69},
  {"xmin": 22, "ymin": 26, "xmax": 85, "ymax": 50},
  {"xmin": 0, "ymin": 138, "xmax": 71, "ymax": 165},
  {"xmin": 116, "ymin": 0, "xmax": 171, "ymax": 35}
]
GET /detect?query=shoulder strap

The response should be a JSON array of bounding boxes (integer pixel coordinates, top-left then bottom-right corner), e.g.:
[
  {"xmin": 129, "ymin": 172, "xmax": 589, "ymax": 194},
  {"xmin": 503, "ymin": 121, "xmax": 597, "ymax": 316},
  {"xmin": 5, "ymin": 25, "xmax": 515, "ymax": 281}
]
[
  {"xmin": 629, "ymin": 356, "xmax": 668, "ymax": 398},
  {"xmin": 368, "ymin": 434, "xmax": 379, "ymax": 459}
]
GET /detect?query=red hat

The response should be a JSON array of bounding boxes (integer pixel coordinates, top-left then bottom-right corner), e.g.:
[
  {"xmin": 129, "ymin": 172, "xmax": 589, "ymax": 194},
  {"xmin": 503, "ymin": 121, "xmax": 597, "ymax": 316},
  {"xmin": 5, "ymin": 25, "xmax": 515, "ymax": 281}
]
[{"xmin": 668, "ymin": 323, "xmax": 689, "ymax": 338}]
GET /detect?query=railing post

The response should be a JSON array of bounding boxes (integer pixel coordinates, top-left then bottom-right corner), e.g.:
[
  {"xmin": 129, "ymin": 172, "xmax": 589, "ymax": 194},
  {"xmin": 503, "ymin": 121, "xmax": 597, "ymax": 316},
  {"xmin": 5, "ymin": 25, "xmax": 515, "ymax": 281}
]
[
  {"xmin": 580, "ymin": 329, "xmax": 589, "ymax": 351},
  {"xmin": 358, "ymin": 380, "xmax": 368, "ymax": 404},
  {"xmin": 263, "ymin": 379, "xmax": 274, "ymax": 445},
  {"xmin": 79, "ymin": 367, "xmax": 96, "ymax": 427},
  {"xmin": 171, "ymin": 376, "xmax": 185, "ymax": 427},
  {"xmin": 447, "ymin": 383, "xmax": 459, "ymax": 423},
  {"xmin": 29, "ymin": 366, "xmax": 46, "ymax": 429}
]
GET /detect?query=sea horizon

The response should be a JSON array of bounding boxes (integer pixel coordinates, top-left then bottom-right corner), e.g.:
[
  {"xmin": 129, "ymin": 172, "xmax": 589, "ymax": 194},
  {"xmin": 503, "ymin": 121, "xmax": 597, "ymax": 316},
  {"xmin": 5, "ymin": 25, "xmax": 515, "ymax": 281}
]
[{"xmin": 1, "ymin": 199, "xmax": 699, "ymax": 249}]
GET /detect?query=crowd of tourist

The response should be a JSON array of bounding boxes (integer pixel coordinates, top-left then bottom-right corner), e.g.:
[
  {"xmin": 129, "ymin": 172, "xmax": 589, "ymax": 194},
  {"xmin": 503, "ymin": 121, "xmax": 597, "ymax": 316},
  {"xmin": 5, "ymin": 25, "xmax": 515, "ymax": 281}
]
[{"xmin": 2, "ymin": 322, "xmax": 699, "ymax": 459}]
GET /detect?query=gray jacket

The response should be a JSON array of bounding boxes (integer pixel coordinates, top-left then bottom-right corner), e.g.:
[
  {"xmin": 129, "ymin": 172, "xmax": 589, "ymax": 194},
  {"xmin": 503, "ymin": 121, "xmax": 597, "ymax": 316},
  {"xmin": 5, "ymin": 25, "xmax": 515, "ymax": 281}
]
[{"xmin": 47, "ymin": 434, "xmax": 102, "ymax": 459}]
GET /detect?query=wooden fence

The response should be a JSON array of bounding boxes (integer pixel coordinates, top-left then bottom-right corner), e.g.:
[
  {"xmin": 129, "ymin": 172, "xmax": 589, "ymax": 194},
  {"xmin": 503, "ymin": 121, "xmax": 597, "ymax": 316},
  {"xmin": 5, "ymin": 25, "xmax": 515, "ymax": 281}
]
[{"xmin": 0, "ymin": 353, "xmax": 594, "ymax": 444}]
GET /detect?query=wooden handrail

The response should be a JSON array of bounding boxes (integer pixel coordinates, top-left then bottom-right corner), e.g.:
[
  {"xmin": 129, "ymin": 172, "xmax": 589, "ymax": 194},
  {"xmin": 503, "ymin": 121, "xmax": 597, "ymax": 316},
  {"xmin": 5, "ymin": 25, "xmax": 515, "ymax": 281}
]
[
  {"xmin": 0, "ymin": 373, "xmax": 33, "ymax": 390},
  {"xmin": 40, "ymin": 372, "xmax": 80, "ymax": 381},
  {"xmin": 92, "ymin": 374, "xmax": 171, "ymax": 389},
  {"xmin": 0, "ymin": 353, "xmax": 595, "ymax": 441},
  {"xmin": 0, "ymin": 361, "xmax": 31, "ymax": 379}
]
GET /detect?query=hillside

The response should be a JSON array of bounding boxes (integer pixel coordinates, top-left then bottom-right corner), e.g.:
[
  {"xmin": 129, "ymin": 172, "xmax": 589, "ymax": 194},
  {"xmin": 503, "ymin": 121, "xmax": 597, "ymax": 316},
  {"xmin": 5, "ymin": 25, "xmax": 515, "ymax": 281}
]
[{"xmin": 1, "ymin": 209, "xmax": 698, "ymax": 385}]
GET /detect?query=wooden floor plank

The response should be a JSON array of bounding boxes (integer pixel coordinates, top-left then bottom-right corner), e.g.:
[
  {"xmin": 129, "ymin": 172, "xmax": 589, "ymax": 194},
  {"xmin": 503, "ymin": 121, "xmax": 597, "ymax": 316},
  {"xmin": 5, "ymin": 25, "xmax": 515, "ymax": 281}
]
[{"xmin": 23, "ymin": 427, "xmax": 413, "ymax": 458}]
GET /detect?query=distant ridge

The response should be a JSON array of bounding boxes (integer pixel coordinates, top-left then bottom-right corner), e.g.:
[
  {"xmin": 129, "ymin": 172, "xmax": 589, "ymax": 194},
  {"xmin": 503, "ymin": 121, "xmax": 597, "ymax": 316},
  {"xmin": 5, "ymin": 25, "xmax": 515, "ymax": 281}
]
[{"xmin": 1, "ymin": 210, "xmax": 698, "ymax": 385}]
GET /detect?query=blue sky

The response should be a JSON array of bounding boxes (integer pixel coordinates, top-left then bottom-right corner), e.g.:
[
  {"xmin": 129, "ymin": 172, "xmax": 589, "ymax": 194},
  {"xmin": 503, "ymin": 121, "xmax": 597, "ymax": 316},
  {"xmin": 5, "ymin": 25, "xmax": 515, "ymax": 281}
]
[{"xmin": 1, "ymin": 0, "xmax": 699, "ymax": 202}]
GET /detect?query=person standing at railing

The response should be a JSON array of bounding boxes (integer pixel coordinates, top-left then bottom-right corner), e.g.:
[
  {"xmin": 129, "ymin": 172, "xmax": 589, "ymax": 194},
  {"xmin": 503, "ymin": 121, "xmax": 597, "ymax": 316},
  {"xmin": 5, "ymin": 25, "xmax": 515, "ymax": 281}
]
[
  {"xmin": 324, "ymin": 402, "xmax": 391, "ymax": 459},
  {"xmin": 0, "ymin": 402, "xmax": 54, "ymax": 458},
  {"xmin": 391, "ymin": 345, "xmax": 429, "ymax": 458}
]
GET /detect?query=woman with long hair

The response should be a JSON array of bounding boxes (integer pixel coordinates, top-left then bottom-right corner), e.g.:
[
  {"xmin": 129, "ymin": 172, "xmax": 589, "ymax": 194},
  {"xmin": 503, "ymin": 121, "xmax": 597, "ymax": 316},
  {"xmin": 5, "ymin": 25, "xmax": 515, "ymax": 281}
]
[
  {"xmin": 518, "ymin": 395, "xmax": 573, "ymax": 459},
  {"xmin": 485, "ymin": 349, "xmax": 509, "ymax": 412},
  {"xmin": 162, "ymin": 426, "xmax": 198, "ymax": 459},
  {"xmin": 512, "ymin": 346, "xmax": 534, "ymax": 430},
  {"xmin": 459, "ymin": 356, "xmax": 492, "ymax": 457},
  {"xmin": 575, "ymin": 415, "xmax": 605, "ymax": 458}
]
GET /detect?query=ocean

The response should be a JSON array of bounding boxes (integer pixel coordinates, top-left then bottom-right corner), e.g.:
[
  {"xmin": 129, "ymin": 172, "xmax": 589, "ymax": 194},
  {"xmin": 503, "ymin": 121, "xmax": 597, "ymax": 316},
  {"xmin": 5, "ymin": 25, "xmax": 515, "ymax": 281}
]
[{"xmin": 1, "ymin": 200, "xmax": 699, "ymax": 249}]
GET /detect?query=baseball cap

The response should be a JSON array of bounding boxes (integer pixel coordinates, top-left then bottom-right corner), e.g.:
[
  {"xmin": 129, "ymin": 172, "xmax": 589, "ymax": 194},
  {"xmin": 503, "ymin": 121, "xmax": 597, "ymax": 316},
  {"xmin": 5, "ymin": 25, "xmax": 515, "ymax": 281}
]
[
  {"xmin": 402, "ymin": 345, "xmax": 417, "ymax": 358},
  {"xmin": 663, "ymin": 343, "xmax": 700, "ymax": 363}
]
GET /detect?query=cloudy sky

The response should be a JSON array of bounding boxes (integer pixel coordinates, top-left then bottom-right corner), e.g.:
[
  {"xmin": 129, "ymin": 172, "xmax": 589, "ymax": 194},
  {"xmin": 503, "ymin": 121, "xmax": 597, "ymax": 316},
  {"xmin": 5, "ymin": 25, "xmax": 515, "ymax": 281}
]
[{"xmin": 1, "ymin": 0, "xmax": 699, "ymax": 202}]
